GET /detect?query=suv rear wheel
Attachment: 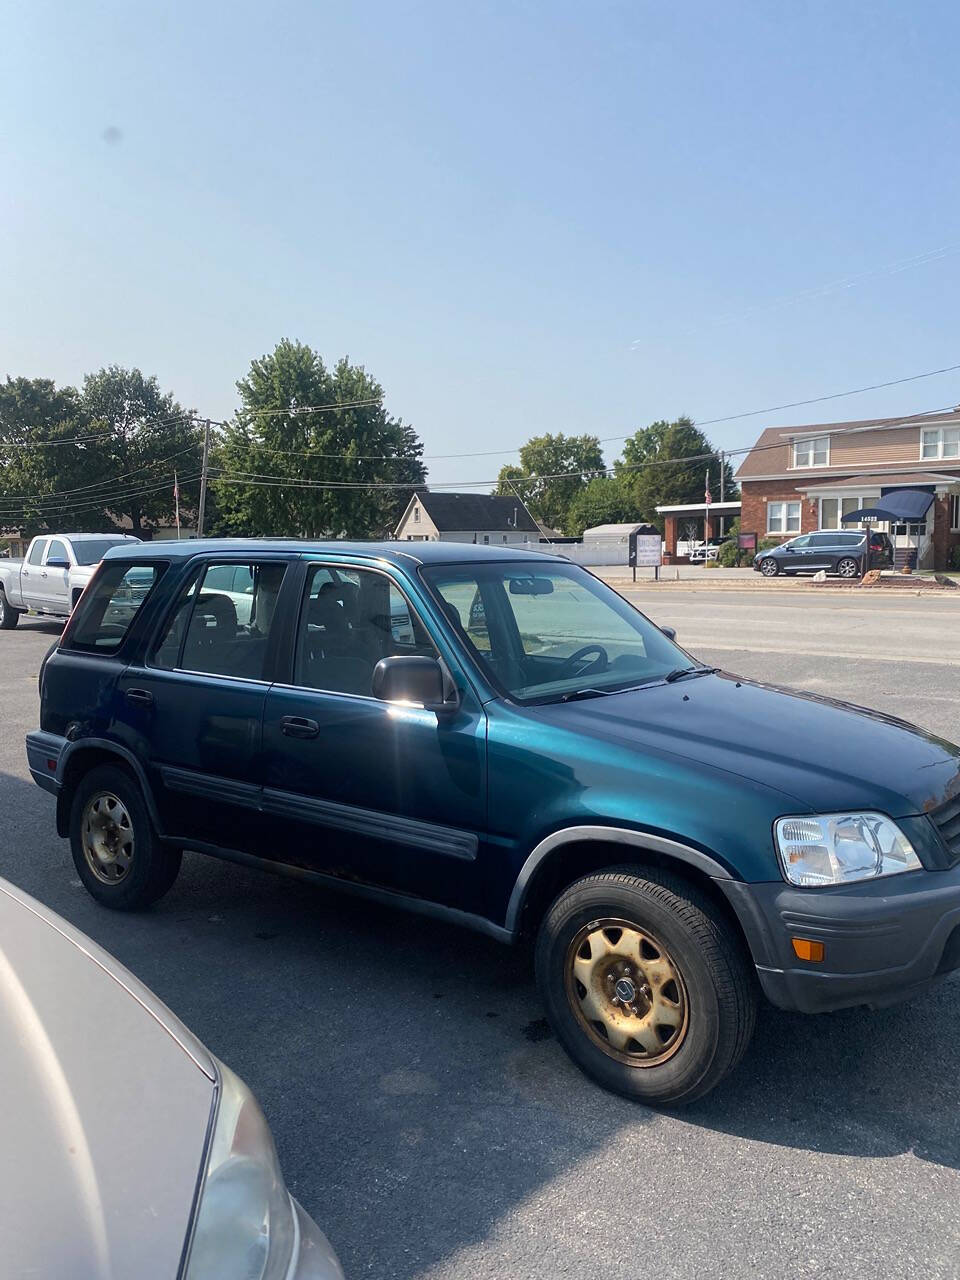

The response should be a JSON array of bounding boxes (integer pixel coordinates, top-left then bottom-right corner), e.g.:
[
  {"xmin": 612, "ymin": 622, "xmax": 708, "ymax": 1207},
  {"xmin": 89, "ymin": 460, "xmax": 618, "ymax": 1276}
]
[
  {"xmin": 836, "ymin": 557, "xmax": 860, "ymax": 578},
  {"xmin": 535, "ymin": 867, "xmax": 757, "ymax": 1105},
  {"xmin": 69, "ymin": 764, "xmax": 182, "ymax": 910}
]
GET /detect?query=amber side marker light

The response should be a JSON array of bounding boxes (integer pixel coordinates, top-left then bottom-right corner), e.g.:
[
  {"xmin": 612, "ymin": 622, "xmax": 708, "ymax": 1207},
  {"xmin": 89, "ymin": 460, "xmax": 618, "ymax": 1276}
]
[{"xmin": 792, "ymin": 938, "xmax": 825, "ymax": 962}]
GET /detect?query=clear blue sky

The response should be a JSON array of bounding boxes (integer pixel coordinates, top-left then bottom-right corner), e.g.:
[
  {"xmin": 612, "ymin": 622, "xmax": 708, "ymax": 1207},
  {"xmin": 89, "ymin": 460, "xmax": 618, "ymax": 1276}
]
[{"xmin": 3, "ymin": 0, "xmax": 959, "ymax": 487}]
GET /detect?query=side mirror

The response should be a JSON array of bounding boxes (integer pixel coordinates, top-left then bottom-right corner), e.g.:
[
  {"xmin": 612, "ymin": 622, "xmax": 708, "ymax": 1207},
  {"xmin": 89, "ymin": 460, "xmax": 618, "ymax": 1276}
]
[
  {"xmin": 660, "ymin": 625, "xmax": 677, "ymax": 642},
  {"xmin": 46, "ymin": 557, "xmax": 70, "ymax": 569},
  {"xmin": 372, "ymin": 655, "xmax": 460, "ymax": 714}
]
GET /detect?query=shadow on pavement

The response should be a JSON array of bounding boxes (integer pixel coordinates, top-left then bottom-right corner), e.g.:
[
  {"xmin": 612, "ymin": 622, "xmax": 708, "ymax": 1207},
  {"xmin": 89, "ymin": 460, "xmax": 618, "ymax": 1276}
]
[{"xmin": 0, "ymin": 767, "xmax": 958, "ymax": 1277}]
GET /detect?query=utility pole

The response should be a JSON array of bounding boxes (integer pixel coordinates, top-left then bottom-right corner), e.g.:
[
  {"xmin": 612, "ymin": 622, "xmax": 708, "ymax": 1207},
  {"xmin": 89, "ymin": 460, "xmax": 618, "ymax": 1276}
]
[
  {"xmin": 196, "ymin": 418, "xmax": 211, "ymax": 538},
  {"xmin": 719, "ymin": 450, "xmax": 725, "ymax": 504}
]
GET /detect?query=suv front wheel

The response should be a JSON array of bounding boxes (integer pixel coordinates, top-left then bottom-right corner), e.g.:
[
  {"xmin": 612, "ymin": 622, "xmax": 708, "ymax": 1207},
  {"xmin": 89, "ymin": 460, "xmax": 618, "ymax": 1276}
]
[
  {"xmin": 535, "ymin": 867, "xmax": 757, "ymax": 1105},
  {"xmin": 69, "ymin": 763, "xmax": 182, "ymax": 910},
  {"xmin": 758, "ymin": 558, "xmax": 778, "ymax": 577}
]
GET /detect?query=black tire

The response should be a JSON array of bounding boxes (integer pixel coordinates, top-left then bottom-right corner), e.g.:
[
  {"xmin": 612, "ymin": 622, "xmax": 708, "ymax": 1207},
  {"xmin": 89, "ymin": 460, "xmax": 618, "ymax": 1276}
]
[
  {"xmin": 535, "ymin": 866, "xmax": 757, "ymax": 1105},
  {"xmin": 69, "ymin": 763, "xmax": 182, "ymax": 910},
  {"xmin": 836, "ymin": 557, "xmax": 860, "ymax": 579},
  {"xmin": 759, "ymin": 558, "xmax": 778, "ymax": 577},
  {"xmin": 0, "ymin": 587, "xmax": 19, "ymax": 629}
]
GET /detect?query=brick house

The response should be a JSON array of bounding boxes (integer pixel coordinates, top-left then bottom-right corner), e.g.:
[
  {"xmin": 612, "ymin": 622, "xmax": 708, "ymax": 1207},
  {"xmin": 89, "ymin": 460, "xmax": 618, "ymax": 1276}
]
[{"xmin": 735, "ymin": 409, "xmax": 960, "ymax": 571}]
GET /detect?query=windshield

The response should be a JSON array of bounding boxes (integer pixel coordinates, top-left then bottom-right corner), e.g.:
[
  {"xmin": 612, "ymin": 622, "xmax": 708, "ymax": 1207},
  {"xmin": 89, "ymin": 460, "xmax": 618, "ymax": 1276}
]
[
  {"xmin": 422, "ymin": 561, "xmax": 689, "ymax": 703},
  {"xmin": 73, "ymin": 538, "xmax": 135, "ymax": 566}
]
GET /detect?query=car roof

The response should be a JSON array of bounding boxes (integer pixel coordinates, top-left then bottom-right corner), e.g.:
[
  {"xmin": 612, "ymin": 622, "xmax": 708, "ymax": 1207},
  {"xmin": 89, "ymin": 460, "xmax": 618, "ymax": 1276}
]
[
  {"xmin": 52, "ymin": 533, "xmax": 141, "ymax": 542},
  {"xmin": 101, "ymin": 538, "xmax": 567, "ymax": 567}
]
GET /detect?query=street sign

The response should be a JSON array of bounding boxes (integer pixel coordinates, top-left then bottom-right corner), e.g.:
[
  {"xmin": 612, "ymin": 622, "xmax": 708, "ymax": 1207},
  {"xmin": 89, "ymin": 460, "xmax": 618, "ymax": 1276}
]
[{"xmin": 633, "ymin": 533, "xmax": 663, "ymax": 567}]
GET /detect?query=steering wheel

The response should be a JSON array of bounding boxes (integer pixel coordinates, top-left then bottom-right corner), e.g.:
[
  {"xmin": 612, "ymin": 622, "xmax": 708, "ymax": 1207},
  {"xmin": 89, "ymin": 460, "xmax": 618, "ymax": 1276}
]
[{"xmin": 557, "ymin": 644, "xmax": 609, "ymax": 679}]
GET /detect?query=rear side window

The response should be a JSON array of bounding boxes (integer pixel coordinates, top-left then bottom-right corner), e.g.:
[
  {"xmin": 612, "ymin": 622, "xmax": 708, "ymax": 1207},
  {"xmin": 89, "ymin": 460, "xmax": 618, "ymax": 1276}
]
[
  {"xmin": 27, "ymin": 540, "xmax": 47, "ymax": 566},
  {"xmin": 152, "ymin": 560, "xmax": 289, "ymax": 680},
  {"xmin": 64, "ymin": 563, "xmax": 165, "ymax": 653}
]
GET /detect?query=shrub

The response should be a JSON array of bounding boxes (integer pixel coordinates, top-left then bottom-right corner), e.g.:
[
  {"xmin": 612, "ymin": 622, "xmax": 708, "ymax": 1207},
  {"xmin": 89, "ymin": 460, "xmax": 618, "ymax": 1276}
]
[
  {"xmin": 717, "ymin": 540, "xmax": 740, "ymax": 567},
  {"xmin": 758, "ymin": 536, "xmax": 781, "ymax": 551},
  {"xmin": 950, "ymin": 545, "xmax": 960, "ymax": 572}
]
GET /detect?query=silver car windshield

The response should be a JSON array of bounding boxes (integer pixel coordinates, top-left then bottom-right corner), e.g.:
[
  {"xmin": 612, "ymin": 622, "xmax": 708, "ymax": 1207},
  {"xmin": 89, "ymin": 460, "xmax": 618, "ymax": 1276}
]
[
  {"xmin": 423, "ymin": 562, "xmax": 687, "ymax": 703},
  {"xmin": 73, "ymin": 538, "xmax": 133, "ymax": 565}
]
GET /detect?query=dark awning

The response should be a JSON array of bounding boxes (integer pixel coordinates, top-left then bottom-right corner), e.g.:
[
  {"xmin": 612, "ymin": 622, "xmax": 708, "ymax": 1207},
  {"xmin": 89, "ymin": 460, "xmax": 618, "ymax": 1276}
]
[{"xmin": 841, "ymin": 488, "xmax": 934, "ymax": 523}]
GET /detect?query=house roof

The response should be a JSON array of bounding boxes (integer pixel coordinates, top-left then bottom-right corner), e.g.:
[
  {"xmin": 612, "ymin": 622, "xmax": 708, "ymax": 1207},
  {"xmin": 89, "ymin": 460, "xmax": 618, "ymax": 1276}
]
[
  {"xmin": 582, "ymin": 523, "xmax": 653, "ymax": 538},
  {"xmin": 414, "ymin": 491, "xmax": 540, "ymax": 533},
  {"xmin": 735, "ymin": 409, "xmax": 960, "ymax": 480}
]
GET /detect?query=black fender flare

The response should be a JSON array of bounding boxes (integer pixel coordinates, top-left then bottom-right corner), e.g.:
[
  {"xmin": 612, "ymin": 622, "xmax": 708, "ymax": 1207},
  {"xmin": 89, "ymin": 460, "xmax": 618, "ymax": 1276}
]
[{"xmin": 56, "ymin": 738, "xmax": 164, "ymax": 837}]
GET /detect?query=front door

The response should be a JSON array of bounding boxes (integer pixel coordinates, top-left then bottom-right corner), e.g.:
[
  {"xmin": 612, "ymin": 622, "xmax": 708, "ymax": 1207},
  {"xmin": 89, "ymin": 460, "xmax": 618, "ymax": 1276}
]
[
  {"xmin": 260, "ymin": 560, "xmax": 488, "ymax": 915},
  {"xmin": 112, "ymin": 554, "xmax": 297, "ymax": 853}
]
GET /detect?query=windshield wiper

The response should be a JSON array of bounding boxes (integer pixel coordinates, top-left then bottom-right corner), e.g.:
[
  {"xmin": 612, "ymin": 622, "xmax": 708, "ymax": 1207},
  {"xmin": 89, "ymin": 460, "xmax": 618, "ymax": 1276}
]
[
  {"xmin": 663, "ymin": 665, "xmax": 719, "ymax": 684},
  {"xmin": 560, "ymin": 687, "xmax": 611, "ymax": 703}
]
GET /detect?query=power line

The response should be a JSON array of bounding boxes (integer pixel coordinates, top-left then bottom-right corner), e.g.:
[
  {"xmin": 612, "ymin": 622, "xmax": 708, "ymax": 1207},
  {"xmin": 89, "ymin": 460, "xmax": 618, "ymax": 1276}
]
[
  {"xmin": 0, "ymin": 410, "xmax": 199, "ymax": 450},
  {"xmin": 0, "ymin": 474, "xmax": 202, "ymax": 517},
  {"xmin": 0, "ymin": 444, "xmax": 200, "ymax": 507}
]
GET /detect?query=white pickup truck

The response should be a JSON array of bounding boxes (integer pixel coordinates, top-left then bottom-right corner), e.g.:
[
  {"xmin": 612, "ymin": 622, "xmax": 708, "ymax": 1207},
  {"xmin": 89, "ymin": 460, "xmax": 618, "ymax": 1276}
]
[{"xmin": 0, "ymin": 533, "xmax": 141, "ymax": 629}]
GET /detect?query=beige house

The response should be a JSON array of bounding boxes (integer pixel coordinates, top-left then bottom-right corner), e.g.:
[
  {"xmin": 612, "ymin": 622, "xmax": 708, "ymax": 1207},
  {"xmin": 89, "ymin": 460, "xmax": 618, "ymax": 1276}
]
[
  {"xmin": 394, "ymin": 491, "xmax": 541, "ymax": 545},
  {"xmin": 736, "ymin": 409, "xmax": 960, "ymax": 570}
]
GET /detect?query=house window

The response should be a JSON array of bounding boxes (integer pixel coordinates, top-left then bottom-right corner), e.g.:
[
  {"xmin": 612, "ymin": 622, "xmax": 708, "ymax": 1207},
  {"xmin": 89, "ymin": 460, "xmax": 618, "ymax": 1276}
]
[
  {"xmin": 792, "ymin": 436, "xmax": 830, "ymax": 468},
  {"xmin": 483, "ymin": 535, "xmax": 489, "ymax": 544},
  {"xmin": 921, "ymin": 427, "xmax": 960, "ymax": 460},
  {"xmin": 767, "ymin": 501, "xmax": 801, "ymax": 533},
  {"xmin": 951, "ymin": 494, "xmax": 960, "ymax": 531},
  {"xmin": 819, "ymin": 495, "xmax": 877, "ymax": 530}
]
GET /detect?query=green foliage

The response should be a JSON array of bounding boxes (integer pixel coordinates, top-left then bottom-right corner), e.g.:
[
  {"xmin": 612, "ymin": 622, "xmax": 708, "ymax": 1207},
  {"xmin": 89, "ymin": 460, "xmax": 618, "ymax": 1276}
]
[
  {"xmin": 758, "ymin": 535, "xmax": 781, "ymax": 550},
  {"xmin": 616, "ymin": 417, "xmax": 737, "ymax": 528},
  {"xmin": 949, "ymin": 545, "xmax": 960, "ymax": 571},
  {"xmin": 212, "ymin": 341, "xmax": 425, "ymax": 538},
  {"xmin": 496, "ymin": 433, "xmax": 604, "ymax": 533},
  {"xmin": 0, "ymin": 370, "xmax": 198, "ymax": 534},
  {"xmin": 566, "ymin": 474, "xmax": 638, "ymax": 537},
  {"xmin": 80, "ymin": 367, "xmax": 200, "ymax": 535},
  {"xmin": 717, "ymin": 539, "xmax": 740, "ymax": 566}
]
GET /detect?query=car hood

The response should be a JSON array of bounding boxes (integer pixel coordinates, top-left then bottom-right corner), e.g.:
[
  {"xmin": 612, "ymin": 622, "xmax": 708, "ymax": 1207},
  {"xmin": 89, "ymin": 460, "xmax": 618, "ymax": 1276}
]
[
  {"xmin": 534, "ymin": 672, "xmax": 960, "ymax": 817},
  {"xmin": 0, "ymin": 880, "xmax": 215, "ymax": 1280}
]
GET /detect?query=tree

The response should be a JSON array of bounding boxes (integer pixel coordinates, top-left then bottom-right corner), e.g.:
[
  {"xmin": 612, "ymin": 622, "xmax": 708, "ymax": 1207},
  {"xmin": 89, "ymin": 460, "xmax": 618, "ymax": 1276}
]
[
  {"xmin": 495, "ymin": 433, "xmax": 604, "ymax": 534},
  {"xmin": 0, "ymin": 377, "xmax": 97, "ymax": 531},
  {"xmin": 79, "ymin": 367, "xmax": 201, "ymax": 535},
  {"xmin": 212, "ymin": 340, "xmax": 426, "ymax": 539},
  {"xmin": 566, "ymin": 474, "xmax": 638, "ymax": 536},
  {"xmin": 616, "ymin": 416, "xmax": 736, "ymax": 529}
]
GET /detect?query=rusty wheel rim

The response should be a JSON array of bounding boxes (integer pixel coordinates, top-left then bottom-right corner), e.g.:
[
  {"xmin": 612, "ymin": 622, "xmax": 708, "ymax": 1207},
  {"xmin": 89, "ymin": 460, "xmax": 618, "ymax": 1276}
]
[
  {"xmin": 81, "ymin": 792, "xmax": 134, "ymax": 884},
  {"xmin": 564, "ymin": 919, "xmax": 689, "ymax": 1067}
]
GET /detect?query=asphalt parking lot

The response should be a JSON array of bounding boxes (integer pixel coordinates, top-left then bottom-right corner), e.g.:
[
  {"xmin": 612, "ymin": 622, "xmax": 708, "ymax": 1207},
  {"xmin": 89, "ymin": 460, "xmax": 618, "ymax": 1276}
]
[{"xmin": 3, "ymin": 592, "xmax": 960, "ymax": 1279}]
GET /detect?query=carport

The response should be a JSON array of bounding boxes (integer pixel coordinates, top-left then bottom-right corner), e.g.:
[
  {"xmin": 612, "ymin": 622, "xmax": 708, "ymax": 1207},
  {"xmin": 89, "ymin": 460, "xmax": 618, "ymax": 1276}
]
[{"xmin": 841, "ymin": 487, "xmax": 934, "ymax": 571}]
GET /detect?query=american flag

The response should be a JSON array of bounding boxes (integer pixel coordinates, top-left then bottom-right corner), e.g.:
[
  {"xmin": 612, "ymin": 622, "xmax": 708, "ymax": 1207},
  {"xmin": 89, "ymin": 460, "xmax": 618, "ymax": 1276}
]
[{"xmin": 704, "ymin": 469, "xmax": 712, "ymax": 506}]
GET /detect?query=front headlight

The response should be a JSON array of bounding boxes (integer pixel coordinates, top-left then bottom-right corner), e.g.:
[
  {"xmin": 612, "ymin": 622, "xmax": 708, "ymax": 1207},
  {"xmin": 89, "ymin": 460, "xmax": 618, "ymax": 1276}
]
[
  {"xmin": 185, "ymin": 1063, "xmax": 297, "ymax": 1280},
  {"xmin": 775, "ymin": 813, "xmax": 922, "ymax": 887}
]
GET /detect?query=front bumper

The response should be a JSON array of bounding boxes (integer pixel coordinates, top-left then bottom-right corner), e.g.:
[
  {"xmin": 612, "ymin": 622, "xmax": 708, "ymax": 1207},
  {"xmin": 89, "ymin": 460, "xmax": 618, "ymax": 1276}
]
[{"xmin": 720, "ymin": 866, "xmax": 960, "ymax": 1014}]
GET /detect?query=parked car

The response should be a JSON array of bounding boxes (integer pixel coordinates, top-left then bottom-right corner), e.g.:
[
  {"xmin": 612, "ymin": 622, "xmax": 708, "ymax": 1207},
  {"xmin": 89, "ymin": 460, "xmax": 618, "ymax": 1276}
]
[
  {"xmin": 28, "ymin": 541, "xmax": 960, "ymax": 1105},
  {"xmin": 688, "ymin": 543, "xmax": 722, "ymax": 564},
  {"xmin": 753, "ymin": 529, "xmax": 893, "ymax": 578},
  {"xmin": 0, "ymin": 532, "xmax": 142, "ymax": 627},
  {"xmin": 0, "ymin": 873, "xmax": 343, "ymax": 1279}
]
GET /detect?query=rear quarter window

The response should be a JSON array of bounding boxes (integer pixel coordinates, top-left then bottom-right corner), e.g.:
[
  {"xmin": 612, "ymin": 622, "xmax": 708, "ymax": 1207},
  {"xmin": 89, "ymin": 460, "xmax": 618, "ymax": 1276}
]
[{"xmin": 63, "ymin": 562, "xmax": 166, "ymax": 653}]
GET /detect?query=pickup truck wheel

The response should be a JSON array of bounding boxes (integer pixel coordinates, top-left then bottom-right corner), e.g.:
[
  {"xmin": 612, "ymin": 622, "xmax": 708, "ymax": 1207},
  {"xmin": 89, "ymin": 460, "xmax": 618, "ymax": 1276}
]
[
  {"xmin": 0, "ymin": 587, "xmax": 19, "ymax": 629},
  {"xmin": 535, "ymin": 867, "xmax": 757, "ymax": 1105},
  {"xmin": 69, "ymin": 764, "xmax": 182, "ymax": 910}
]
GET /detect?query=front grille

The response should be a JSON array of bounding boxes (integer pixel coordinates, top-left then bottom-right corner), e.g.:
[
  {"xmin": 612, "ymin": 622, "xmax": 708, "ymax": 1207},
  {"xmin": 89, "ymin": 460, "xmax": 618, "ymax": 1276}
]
[{"xmin": 930, "ymin": 794, "xmax": 960, "ymax": 867}]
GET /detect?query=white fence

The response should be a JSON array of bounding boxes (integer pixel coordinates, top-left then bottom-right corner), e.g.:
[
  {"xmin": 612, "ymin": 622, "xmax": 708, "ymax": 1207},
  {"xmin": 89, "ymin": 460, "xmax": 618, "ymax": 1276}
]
[{"xmin": 531, "ymin": 538, "xmax": 663, "ymax": 567}]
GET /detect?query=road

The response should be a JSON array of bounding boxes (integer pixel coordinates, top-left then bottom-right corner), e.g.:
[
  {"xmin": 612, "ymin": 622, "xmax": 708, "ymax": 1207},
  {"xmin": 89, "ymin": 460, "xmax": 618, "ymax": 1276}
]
[{"xmin": 2, "ymin": 594, "xmax": 959, "ymax": 1279}]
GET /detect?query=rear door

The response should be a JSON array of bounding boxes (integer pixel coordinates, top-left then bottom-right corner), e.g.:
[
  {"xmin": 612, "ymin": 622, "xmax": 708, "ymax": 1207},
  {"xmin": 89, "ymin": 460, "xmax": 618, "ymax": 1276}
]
[
  {"xmin": 111, "ymin": 554, "xmax": 298, "ymax": 853},
  {"xmin": 259, "ymin": 559, "xmax": 488, "ymax": 914},
  {"xmin": 19, "ymin": 538, "xmax": 47, "ymax": 609}
]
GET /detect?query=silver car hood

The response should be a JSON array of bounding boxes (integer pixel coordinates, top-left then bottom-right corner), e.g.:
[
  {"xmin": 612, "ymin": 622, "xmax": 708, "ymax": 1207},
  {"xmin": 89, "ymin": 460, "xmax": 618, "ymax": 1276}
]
[{"xmin": 0, "ymin": 880, "xmax": 216, "ymax": 1280}]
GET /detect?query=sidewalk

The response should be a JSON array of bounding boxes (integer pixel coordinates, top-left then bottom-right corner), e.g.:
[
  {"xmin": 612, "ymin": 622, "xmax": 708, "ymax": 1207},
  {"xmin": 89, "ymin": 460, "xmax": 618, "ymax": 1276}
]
[{"xmin": 595, "ymin": 566, "xmax": 960, "ymax": 595}]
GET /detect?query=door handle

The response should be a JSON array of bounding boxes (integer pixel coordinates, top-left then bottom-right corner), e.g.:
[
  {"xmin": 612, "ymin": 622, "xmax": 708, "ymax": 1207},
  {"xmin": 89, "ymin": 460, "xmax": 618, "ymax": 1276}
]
[
  {"xmin": 125, "ymin": 688, "xmax": 154, "ymax": 707},
  {"xmin": 280, "ymin": 715, "xmax": 320, "ymax": 739},
  {"xmin": 40, "ymin": 571, "xmax": 48, "ymax": 578}
]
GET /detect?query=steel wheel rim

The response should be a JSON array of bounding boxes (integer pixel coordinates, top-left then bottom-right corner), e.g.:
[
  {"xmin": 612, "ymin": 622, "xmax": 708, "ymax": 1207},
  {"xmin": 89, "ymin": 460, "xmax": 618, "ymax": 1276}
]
[
  {"xmin": 81, "ymin": 792, "xmax": 135, "ymax": 884},
  {"xmin": 0, "ymin": 593, "xmax": 5, "ymax": 623},
  {"xmin": 838, "ymin": 558, "xmax": 858, "ymax": 577},
  {"xmin": 564, "ymin": 918, "xmax": 689, "ymax": 1068}
]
